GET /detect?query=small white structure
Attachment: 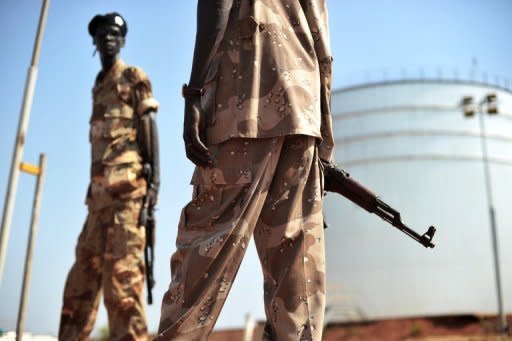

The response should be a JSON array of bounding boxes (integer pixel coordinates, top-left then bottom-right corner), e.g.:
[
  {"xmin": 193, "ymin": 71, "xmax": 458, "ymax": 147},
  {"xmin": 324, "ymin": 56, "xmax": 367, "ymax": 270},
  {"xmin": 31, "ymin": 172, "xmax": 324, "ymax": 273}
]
[{"xmin": 0, "ymin": 331, "xmax": 57, "ymax": 341}]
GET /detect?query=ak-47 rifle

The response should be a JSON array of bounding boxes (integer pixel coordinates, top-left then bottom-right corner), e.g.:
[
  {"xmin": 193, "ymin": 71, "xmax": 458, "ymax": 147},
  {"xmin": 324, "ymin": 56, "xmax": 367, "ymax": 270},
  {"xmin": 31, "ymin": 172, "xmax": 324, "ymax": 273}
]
[
  {"xmin": 140, "ymin": 163, "xmax": 156, "ymax": 304},
  {"xmin": 321, "ymin": 160, "xmax": 436, "ymax": 248}
]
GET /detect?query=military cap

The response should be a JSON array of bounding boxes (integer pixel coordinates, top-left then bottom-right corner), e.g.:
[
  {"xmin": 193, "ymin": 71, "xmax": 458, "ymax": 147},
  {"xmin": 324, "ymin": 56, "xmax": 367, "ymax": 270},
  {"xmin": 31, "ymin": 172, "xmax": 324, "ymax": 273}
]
[{"xmin": 88, "ymin": 12, "xmax": 128, "ymax": 37}]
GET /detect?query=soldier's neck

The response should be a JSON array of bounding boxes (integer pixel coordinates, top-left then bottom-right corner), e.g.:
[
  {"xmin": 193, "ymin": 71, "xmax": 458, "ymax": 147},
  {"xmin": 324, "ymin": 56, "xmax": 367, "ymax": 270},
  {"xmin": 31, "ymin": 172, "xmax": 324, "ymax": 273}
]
[{"xmin": 100, "ymin": 54, "xmax": 120, "ymax": 73}]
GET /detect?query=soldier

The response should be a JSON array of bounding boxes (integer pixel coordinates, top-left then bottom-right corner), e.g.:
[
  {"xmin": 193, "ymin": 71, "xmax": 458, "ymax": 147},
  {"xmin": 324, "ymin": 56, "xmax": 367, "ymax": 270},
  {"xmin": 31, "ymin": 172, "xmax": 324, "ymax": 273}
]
[
  {"xmin": 157, "ymin": 1, "xmax": 333, "ymax": 340},
  {"xmin": 59, "ymin": 12, "xmax": 160, "ymax": 341}
]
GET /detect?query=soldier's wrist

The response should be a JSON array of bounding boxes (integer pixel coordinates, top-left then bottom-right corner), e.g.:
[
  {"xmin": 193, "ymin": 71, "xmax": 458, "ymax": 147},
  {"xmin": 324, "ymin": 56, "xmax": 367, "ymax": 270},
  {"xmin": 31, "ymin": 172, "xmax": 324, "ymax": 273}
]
[{"xmin": 182, "ymin": 83, "xmax": 204, "ymax": 99}]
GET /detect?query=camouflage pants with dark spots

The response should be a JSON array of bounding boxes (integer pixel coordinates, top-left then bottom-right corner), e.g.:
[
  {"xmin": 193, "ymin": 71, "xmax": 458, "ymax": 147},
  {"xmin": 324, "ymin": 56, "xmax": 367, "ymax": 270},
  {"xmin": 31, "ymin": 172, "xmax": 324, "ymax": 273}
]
[
  {"xmin": 157, "ymin": 135, "xmax": 325, "ymax": 341},
  {"xmin": 59, "ymin": 198, "xmax": 148, "ymax": 341}
]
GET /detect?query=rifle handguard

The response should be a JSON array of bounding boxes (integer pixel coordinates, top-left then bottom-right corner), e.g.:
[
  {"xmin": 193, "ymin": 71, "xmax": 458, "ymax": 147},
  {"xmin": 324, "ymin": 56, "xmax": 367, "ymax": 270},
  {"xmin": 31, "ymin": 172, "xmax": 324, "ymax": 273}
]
[{"xmin": 322, "ymin": 161, "xmax": 436, "ymax": 248}]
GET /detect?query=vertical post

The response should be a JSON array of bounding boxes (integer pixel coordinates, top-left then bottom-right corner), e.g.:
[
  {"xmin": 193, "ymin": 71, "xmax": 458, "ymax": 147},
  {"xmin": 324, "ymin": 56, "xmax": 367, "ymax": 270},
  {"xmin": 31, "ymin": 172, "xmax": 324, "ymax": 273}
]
[
  {"xmin": 243, "ymin": 313, "xmax": 255, "ymax": 341},
  {"xmin": 15, "ymin": 154, "xmax": 47, "ymax": 341},
  {"xmin": 0, "ymin": 0, "xmax": 50, "ymax": 284},
  {"xmin": 477, "ymin": 110, "xmax": 508, "ymax": 333}
]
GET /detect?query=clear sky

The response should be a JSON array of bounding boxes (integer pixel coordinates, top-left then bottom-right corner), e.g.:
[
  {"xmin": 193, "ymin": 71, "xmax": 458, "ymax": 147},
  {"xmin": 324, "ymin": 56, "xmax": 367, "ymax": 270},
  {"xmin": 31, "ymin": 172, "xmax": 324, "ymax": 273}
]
[{"xmin": 0, "ymin": 0, "xmax": 511, "ymax": 337}]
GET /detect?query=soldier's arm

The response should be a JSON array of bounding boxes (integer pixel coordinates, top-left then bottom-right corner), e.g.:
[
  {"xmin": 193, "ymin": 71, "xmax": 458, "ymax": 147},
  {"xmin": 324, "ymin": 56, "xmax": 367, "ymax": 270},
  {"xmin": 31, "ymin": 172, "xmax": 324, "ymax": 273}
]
[
  {"xmin": 188, "ymin": 0, "xmax": 233, "ymax": 88},
  {"xmin": 183, "ymin": 0, "xmax": 233, "ymax": 167},
  {"xmin": 129, "ymin": 67, "xmax": 160, "ymax": 203},
  {"xmin": 301, "ymin": 0, "xmax": 334, "ymax": 162},
  {"xmin": 139, "ymin": 112, "xmax": 160, "ymax": 204}
]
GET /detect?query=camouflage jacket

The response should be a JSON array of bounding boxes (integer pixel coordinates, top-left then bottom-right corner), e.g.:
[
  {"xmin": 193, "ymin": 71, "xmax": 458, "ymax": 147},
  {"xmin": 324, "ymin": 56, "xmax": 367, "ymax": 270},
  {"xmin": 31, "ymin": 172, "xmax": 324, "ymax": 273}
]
[
  {"xmin": 88, "ymin": 59, "xmax": 159, "ymax": 210},
  {"xmin": 202, "ymin": 0, "xmax": 334, "ymax": 161}
]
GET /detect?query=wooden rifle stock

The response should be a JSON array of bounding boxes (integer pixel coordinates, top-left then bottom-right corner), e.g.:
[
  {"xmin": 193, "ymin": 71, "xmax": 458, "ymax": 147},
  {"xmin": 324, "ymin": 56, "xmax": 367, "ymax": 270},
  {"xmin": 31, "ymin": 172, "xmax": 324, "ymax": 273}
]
[{"xmin": 322, "ymin": 161, "xmax": 436, "ymax": 248}]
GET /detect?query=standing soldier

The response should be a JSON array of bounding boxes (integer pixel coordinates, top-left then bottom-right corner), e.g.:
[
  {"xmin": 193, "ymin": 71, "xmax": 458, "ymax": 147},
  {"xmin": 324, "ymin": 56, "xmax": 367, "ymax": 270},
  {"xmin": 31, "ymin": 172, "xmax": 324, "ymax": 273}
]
[
  {"xmin": 157, "ymin": 0, "xmax": 333, "ymax": 340},
  {"xmin": 59, "ymin": 12, "xmax": 160, "ymax": 341}
]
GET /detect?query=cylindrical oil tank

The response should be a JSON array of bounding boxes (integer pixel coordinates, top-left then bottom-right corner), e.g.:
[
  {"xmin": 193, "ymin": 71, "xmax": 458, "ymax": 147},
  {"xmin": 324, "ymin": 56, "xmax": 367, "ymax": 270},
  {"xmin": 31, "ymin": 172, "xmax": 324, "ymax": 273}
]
[{"xmin": 324, "ymin": 79, "xmax": 512, "ymax": 323}]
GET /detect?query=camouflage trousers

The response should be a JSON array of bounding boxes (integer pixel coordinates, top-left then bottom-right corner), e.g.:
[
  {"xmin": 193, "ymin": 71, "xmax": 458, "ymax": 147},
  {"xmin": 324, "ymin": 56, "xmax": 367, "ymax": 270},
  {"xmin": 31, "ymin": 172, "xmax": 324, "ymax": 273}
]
[
  {"xmin": 157, "ymin": 135, "xmax": 325, "ymax": 341},
  {"xmin": 59, "ymin": 198, "xmax": 148, "ymax": 341}
]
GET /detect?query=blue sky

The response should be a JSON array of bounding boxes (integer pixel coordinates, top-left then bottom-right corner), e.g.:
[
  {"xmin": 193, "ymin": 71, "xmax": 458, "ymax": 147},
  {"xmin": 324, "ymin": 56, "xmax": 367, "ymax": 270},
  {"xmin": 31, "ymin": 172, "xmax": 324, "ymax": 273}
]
[{"xmin": 0, "ymin": 0, "xmax": 511, "ymax": 336}]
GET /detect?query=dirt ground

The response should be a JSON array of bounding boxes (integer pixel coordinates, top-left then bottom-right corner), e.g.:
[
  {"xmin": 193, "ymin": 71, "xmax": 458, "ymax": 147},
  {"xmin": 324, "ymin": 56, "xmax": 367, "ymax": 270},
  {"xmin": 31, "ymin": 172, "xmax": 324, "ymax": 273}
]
[
  {"xmin": 206, "ymin": 314, "xmax": 512, "ymax": 341},
  {"xmin": 322, "ymin": 315, "xmax": 512, "ymax": 341}
]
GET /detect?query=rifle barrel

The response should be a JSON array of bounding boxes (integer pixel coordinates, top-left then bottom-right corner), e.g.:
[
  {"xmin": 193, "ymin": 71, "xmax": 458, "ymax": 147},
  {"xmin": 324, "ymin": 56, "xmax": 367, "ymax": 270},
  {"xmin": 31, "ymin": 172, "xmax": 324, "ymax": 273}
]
[
  {"xmin": 375, "ymin": 198, "xmax": 435, "ymax": 248},
  {"xmin": 144, "ymin": 246, "xmax": 153, "ymax": 304}
]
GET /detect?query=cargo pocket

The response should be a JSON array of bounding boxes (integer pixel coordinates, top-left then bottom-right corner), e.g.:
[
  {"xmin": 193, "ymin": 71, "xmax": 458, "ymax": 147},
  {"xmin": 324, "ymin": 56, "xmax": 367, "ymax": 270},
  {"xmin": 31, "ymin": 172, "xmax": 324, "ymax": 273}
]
[
  {"xmin": 180, "ymin": 165, "xmax": 253, "ymax": 232},
  {"xmin": 112, "ymin": 201, "xmax": 145, "ymax": 258},
  {"xmin": 104, "ymin": 163, "xmax": 141, "ymax": 195},
  {"xmin": 116, "ymin": 81, "xmax": 132, "ymax": 105}
]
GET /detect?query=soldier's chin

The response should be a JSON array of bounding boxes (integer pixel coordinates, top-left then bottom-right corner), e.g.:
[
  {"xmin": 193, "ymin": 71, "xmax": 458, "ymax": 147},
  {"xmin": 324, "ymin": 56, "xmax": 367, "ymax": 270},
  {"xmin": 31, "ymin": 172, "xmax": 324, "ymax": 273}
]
[{"xmin": 99, "ymin": 47, "xmax": 119, "ymax": 57}]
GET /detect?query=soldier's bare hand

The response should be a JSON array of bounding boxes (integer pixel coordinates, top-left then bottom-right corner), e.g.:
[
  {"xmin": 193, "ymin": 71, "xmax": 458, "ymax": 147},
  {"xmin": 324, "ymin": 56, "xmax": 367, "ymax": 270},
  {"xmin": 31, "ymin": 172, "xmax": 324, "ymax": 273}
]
[{"xmin": 183, "ymin": 98, "xmax": 213, "ymax": 167}]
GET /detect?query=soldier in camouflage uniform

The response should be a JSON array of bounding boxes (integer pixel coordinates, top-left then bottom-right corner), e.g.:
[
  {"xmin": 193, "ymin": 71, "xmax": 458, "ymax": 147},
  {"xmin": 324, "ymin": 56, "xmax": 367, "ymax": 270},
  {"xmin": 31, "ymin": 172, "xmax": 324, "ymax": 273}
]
[
  {"xmin": 156, "ymin": 1, "xmax": 333, "ymax": 340},
  {"xmin": 59, "ymin": 13, "xmax": 160, "ymax": 341}
]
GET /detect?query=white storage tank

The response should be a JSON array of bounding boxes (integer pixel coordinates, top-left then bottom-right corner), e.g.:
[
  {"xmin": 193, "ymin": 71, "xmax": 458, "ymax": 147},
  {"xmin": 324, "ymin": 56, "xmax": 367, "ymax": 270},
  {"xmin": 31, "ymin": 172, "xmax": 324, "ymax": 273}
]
[{"xmin": 324, "ymin": 79, "xmax": 512, "ymax": 323}]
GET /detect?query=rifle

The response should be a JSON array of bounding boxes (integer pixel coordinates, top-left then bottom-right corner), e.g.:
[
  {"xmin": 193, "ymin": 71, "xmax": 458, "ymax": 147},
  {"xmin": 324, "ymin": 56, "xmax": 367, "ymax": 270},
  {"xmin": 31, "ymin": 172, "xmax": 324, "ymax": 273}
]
[
  {"xmin": 321, "ymin": 160, "xmax": 436, "ymax": 248},
  {"xmin": 140, "ymin": 163, "xmax": 156, "ymax": 304}
]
